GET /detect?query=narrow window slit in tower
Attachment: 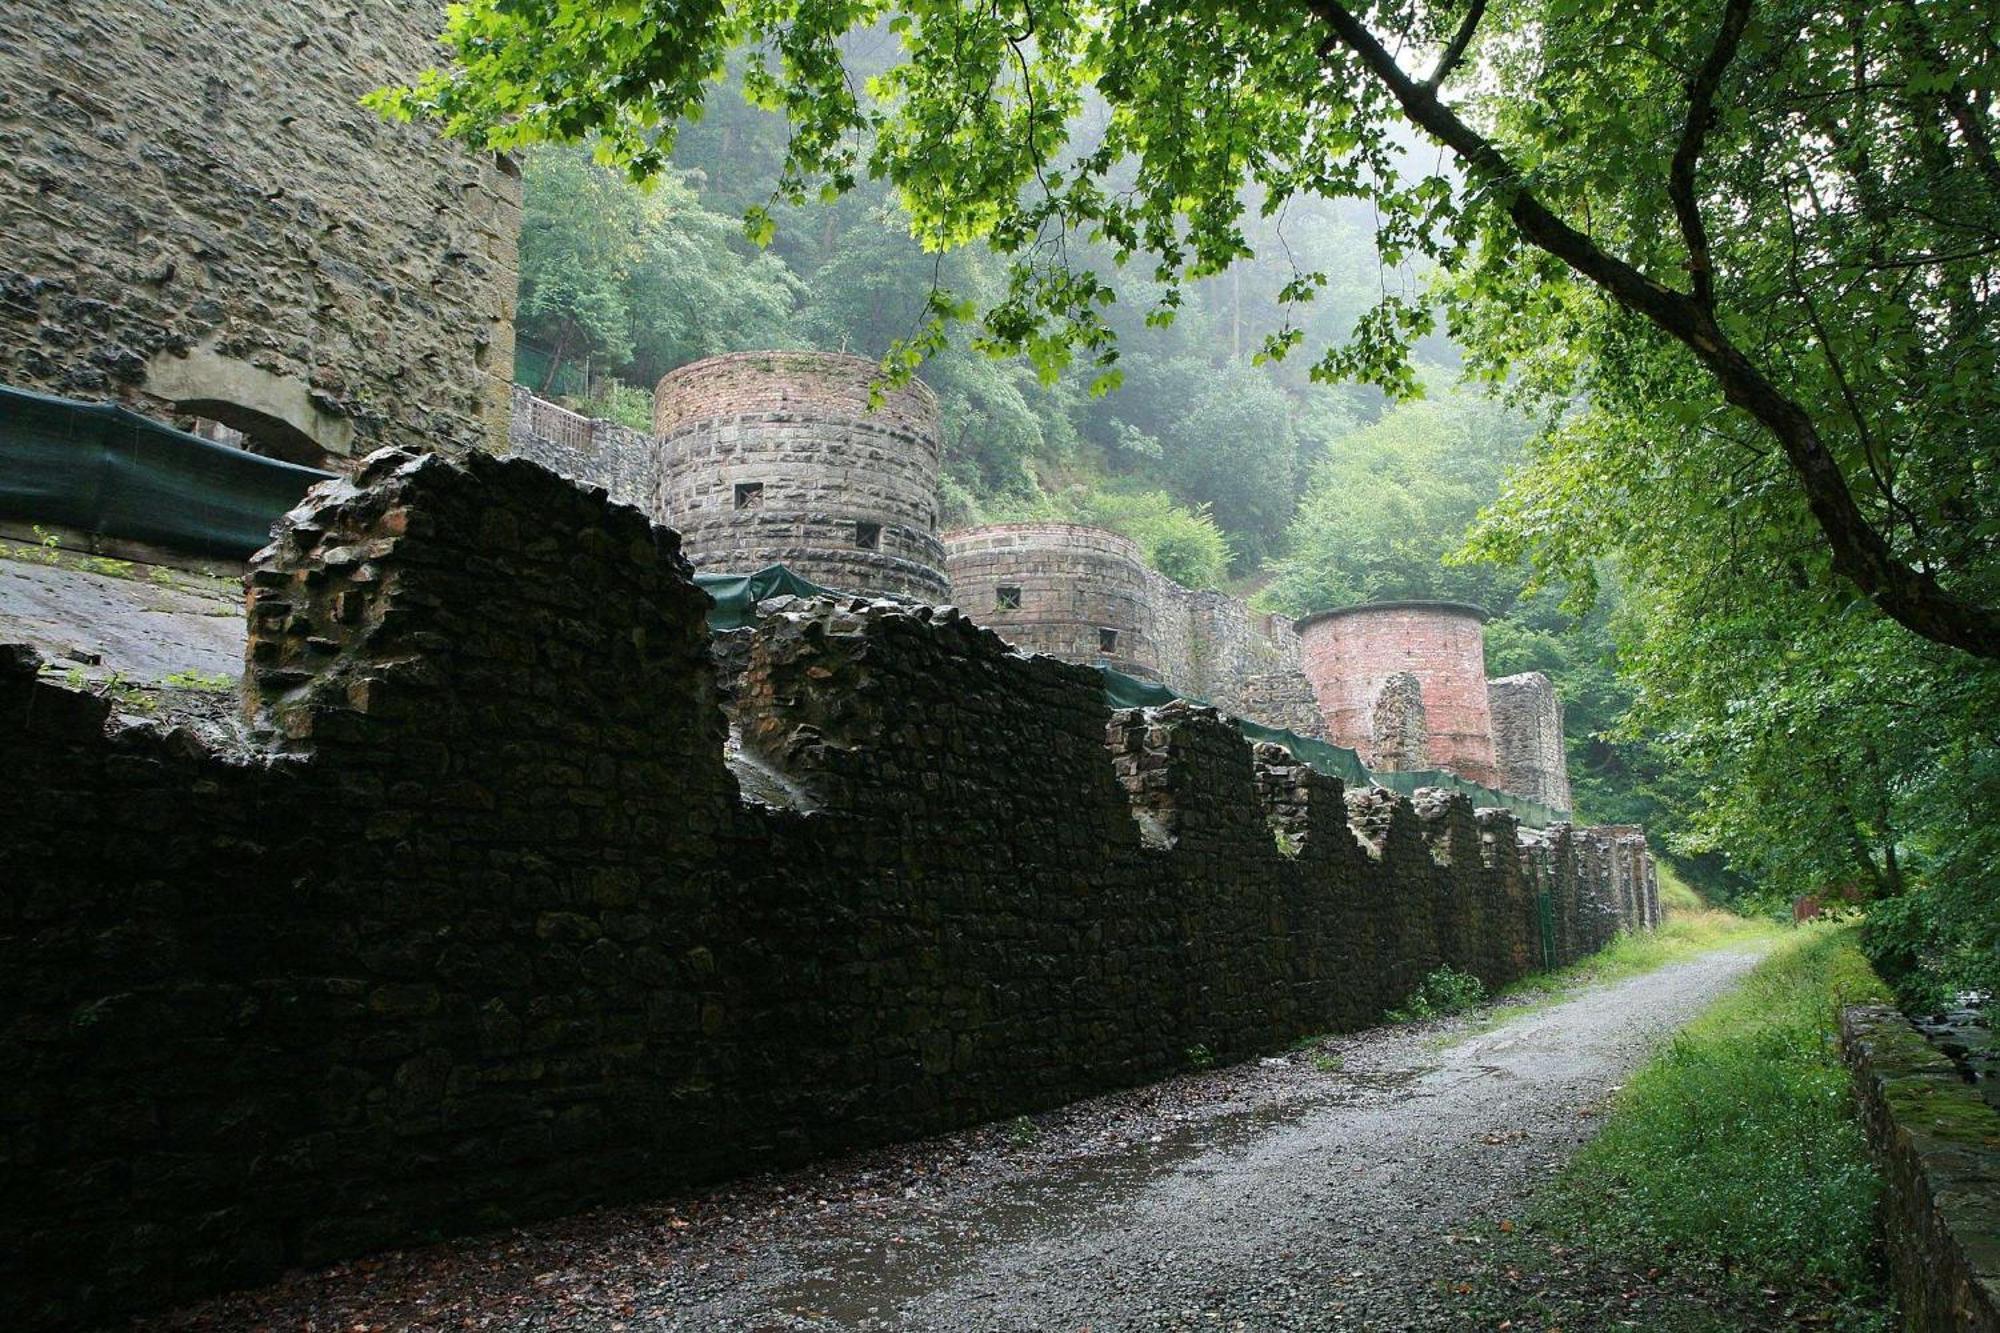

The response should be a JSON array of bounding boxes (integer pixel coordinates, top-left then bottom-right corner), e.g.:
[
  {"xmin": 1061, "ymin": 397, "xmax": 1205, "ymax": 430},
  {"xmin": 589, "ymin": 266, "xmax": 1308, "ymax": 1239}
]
[
  {"xmin": 1098, "ymin": 627, "xmax": 1119, "ymax": 654},
  {"xmin": 996, "ymin": 586, "xmax": 1022, "ymax": 610},
  {"xmin": 855, "ymin": 521, "xmax": 881, "ymax": 550},
  {"xmin": 734, "ymin": 482, "xmax": 764, "ymax": 510}
]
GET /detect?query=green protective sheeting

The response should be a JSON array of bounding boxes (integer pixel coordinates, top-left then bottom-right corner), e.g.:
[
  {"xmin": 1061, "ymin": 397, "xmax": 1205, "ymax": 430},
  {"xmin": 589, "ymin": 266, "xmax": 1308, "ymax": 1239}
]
[
  {"xmin": 1368, "ymin": 767, "xmax": 1570, "ymax": 829},
  {"xmin": 0, "ymin": 383, "xmax": 335, "ymax": 558},
  {"xmin": 695, "ymin": 565, "xmax": 841, "ymax": 630}
]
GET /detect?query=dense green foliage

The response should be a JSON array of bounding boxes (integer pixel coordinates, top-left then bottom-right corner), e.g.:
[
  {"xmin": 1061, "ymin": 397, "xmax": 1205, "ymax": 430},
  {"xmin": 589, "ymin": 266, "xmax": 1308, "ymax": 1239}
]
[
  {"xmin": 516, "ymin": 145, "xmax": 800, "ymax": 399},
  {"xmin": 1537, "ymin": 927, "xmax": 1893, "ymax": 1323},
  {"xmin": 379, "ymin": 0, "xmax": 1998, "ymax": 989}
]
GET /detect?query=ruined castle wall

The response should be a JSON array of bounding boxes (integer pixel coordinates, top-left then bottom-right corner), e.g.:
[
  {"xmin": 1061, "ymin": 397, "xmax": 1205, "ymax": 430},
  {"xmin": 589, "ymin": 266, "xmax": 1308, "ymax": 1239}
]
[
  {"xmin": 653, "ymin": 352, "xmax": 950, "ymax": 600},
  {"xmin": 505, "ymin": 385, "xmax": 655, "ymax": 512},
  {"xmin": 0, "ymin": 450, "xmax": 1651, "ymax": 1328},
  {"xmin": 1489, "ymin": 671, "xmax": 1573, "ymax": 814},
  {"xmin": 0, "ymin": 1, "xmax": 519, "ymax": 463},
  {"xmin": 1143, "ymin": 573, "xmax": 1316, "ymax": 729},
  {"xmin": 1297, "ymin": 601, "xmax": 1502, "ymax": 787}
]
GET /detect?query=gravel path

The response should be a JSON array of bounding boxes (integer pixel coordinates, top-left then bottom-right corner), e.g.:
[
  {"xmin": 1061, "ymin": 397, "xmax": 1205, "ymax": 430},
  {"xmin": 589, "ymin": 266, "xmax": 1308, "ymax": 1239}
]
[{"xmin": 143, "ymin": 947, "xmax": 1768, "ymax": 1333}]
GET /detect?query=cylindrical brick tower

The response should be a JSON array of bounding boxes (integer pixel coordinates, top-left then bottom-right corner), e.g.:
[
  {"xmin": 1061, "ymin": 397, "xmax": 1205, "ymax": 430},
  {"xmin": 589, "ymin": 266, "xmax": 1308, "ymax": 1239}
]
[
  {"xmin": 653, "ymin": 351, "xmax": 950, "ymax": 601},
  {"xmin": 943, "ymin": 523, "xmax": 1161, "ymax": 678},
  {"xmin": 1295, "ymin": 600, "xmax": 1501, "ymax": 786}
]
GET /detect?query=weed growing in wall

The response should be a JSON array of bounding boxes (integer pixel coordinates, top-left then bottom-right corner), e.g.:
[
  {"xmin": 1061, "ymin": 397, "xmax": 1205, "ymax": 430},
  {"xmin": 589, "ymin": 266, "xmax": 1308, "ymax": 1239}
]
[{"xmin": 1393, "ymin": 966, "xmax": 1487, "ymax": 1021}]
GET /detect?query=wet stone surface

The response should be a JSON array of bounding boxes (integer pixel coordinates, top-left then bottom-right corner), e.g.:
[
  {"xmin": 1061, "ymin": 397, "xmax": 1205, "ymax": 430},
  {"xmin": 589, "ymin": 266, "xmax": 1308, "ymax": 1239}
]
[
  {"xmin": 0, "ymin": 555, "xmax": 244, "ymax": 684},
  {"xmin": 139, "ymin": 948, "xmax": 1765, "ymax": 1333},
  {"xmin": 1911, "ymin": 995, "xmax": 1998, "ymax": 1114}
]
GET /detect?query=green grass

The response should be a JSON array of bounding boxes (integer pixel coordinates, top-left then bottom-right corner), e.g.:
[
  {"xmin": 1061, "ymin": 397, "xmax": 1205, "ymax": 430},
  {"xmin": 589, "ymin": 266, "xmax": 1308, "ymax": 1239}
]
[
  {"xmin": 1536, "ymin": 924, "xmax": 1893, "ymax": 1320},
  {"xmin": 1494, "ymin": 904, "xmax": 1785, "ymax": 1010},
  {"xmin": 1656, "ymin": 859, "xmax": 1705, "ymax": 913}
]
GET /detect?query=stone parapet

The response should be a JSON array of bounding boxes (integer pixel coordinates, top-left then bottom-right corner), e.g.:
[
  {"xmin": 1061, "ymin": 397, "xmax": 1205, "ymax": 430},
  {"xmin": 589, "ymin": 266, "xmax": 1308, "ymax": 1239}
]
[
  {"xmin": 505, "ymin": 386, "xmax": 656, "ymax": 513},
  {"xmin": 1842, "ymin": 1005, "xmax": 2000, "ymax": 1332}
]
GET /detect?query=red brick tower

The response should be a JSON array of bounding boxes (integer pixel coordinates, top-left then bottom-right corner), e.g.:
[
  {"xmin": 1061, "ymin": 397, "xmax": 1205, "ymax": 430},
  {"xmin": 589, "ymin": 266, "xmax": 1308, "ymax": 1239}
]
[{"xmin": 1295, "ymin": 600, "xmax": 1501, "ymax": 787}]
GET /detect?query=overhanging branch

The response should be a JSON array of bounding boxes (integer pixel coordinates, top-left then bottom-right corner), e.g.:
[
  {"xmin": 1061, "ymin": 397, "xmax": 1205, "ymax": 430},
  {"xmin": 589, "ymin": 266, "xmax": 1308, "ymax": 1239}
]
[
  {"xmin": 1300, "ymin": 0, "xmax": 2000, "ymax": 658},
  {"xmin": 1668, "ymin": 0, "xmax": 1752, "ymax": 309},
  {"xmin": 1422, "ymin": 0, "xmax": 1485, "ymax": 91}
]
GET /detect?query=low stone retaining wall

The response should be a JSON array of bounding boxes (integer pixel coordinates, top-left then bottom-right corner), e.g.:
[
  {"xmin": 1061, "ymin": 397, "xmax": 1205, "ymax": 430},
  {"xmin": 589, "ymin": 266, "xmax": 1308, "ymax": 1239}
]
[{"xmin": 1841, "ymin": 1004, "xmax": 2000, "ymax": 1331}]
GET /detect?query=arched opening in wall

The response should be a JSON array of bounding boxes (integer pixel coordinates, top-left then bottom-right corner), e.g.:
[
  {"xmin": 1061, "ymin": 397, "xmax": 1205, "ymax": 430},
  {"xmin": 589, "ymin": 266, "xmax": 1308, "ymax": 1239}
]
[{"xmin": 175, "ymin": 399, "xmax": 340, "ymax": 470}]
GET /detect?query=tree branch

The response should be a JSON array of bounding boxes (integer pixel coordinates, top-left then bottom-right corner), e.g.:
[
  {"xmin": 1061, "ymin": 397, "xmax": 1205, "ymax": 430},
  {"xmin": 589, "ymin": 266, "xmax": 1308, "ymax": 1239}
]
[
  {"xmin": 1422, "ymin": 0, "xmax": 1485, "ymax": 91},
  {"xmin": 1668, "ymin": 0, "xmax": 1752, "ymax": 309},
  {"xmin": 1301, "ymin": 0, "xmax": 2000, "ymax": 659}
]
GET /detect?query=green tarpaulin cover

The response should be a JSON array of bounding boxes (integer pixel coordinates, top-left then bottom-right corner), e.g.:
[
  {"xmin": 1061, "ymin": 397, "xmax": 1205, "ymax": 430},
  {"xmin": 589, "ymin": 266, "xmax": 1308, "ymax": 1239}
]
[
  {"xmin": 695, "ymin": 565, "xmax": 843, "ymax": 631},
  {"xmin": 0, "ymin": 384, "xmax": 335, "ymax": 558}
]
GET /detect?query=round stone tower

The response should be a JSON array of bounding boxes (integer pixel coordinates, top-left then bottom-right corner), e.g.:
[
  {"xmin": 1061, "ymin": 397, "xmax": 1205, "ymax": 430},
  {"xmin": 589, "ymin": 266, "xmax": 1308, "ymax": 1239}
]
[
  {"xmin": 943, "ymin": 522, "xmax": 1160, "ymax": 678},
  {"xmin": 653, "ymin": 351, "xmax": 950, "ymax": 601},
  {"xmin": 1295, "ymin": 600, "xmax": 1501, "ymax": 786}
]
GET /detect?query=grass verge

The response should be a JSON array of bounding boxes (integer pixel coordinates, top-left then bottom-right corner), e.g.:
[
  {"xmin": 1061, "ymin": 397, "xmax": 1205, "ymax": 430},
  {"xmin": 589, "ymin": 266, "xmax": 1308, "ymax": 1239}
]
[{"xmin": 1466, "ymin": 924, "xmax": 1896, "ymax": 1330}]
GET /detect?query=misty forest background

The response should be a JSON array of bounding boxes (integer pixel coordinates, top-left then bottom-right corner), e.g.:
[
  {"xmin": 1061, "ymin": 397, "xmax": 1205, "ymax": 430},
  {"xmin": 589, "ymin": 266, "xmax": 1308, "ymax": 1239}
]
[{"xmin": 509, "ymin": 37, "xmax": 1995, "ymax": 1001}]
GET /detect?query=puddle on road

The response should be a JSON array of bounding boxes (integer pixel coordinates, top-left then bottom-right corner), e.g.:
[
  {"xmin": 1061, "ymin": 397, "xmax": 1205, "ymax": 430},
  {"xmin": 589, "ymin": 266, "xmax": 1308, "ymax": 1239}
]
[{"xmin": 720, "ymin": 1065, "xmax": 1438, "ymax": 1329}]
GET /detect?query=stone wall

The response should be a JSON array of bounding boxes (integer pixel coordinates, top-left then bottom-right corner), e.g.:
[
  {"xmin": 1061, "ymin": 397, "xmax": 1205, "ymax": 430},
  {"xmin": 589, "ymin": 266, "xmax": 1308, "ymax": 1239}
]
[
  {"xmin": 504, "ymin": 385, "xmax": 655, "ymax": 512},
  {"xmin": 1841, "ymin": 1005, "xmax": 2000, "ymax": 1331},
  {"xmin": 653, "ymin": 351, "xmax": 950, "ymax": 600},
  {"xmin": 1297, "ymin": 601, "xmax": 1502, "ymax": 787},
  {"xmin": 1, "ymin": 449, "xmax": 1650, "ymax": 1328},
  {"xmin": 1489, "ymin": 671, "xmax": 1573, "ymax": 814},
  {"xmin": 0, "ymin": 1, "xmax": 519, "ymax": 464}
]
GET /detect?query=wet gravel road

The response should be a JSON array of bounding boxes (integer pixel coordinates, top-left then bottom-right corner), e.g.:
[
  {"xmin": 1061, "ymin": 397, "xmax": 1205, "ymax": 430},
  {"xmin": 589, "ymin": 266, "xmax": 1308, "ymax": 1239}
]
[{"xmin": 144, "ymin": 947, "xmax": 1767, "ymax": 1333}]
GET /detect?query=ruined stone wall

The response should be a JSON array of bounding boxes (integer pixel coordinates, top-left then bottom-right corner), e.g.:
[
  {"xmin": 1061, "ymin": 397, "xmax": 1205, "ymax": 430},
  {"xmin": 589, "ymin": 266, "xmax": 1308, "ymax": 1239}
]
[
  {"xmin": 0, "ymin": 450, "xmax": 1650, "ymax": 1328},
  {"xmin": 1144, "ymin": 573, "xmax": 1315, "ymax": 727},
  {"xmin": 1489, "ymin": 671, "xmax": 1573, "ymax": 814},
  {"xmin": 0, "ymin": 1, "xmax": 519, "ymax": 464},
  {"xmin": 505, "ymin": 385, "xmax": 655, "ymax": 512},
  {"xmin": 1841, "ymin": 1005, "xmax": 2000, "ymax": 1332},
  {"xmin": 653, "ymin": 352, "xmax": 950, "ymax": 600},
  {"xmin": 1297, "ymin": 601, "xmax": 1502, "ymax": 787}
]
